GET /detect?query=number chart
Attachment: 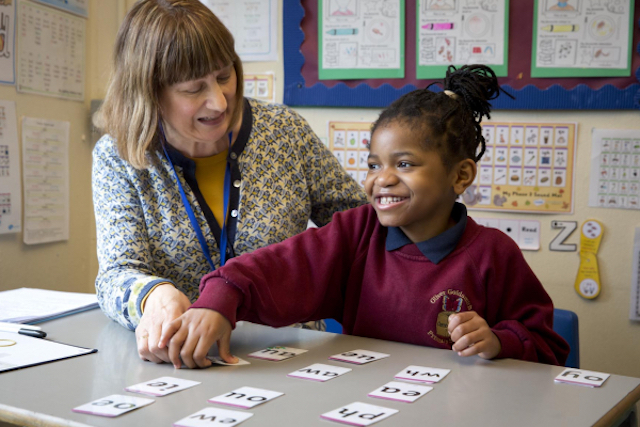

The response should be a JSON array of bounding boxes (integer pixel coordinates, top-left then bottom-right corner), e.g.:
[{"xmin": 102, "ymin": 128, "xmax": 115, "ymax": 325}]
[{"xmin": 461, "ymin": 122, "xmax": 576, "ymax": 214}]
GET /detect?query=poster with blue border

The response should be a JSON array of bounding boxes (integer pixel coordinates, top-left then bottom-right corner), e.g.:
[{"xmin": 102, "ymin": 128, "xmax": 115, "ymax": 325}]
[{"xmin": 32, "ymin": 0, "xmax": 88, "ymax": 18}]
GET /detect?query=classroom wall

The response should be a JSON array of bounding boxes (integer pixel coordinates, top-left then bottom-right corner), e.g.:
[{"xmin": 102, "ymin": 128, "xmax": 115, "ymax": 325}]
[{"xmin": 0, "ymin": 0, "xmax": 637, "ymax": 380}]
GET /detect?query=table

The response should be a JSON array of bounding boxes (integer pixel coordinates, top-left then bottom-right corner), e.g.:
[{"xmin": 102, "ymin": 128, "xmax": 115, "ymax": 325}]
[{"xmin": 0, "ymin": 309, "xmax": 639, "ymax": 427}]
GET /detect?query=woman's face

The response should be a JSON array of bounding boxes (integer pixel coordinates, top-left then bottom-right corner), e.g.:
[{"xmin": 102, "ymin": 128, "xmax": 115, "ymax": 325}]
[{"xmin": 159, "ymin": 65, "xmax": 238, "ymax": 157}]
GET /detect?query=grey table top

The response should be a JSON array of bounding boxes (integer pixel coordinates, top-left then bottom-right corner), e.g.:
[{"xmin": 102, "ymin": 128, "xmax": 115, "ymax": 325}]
[{"xmin": 0, "ymin": 309, "xmax": 639, "ymax": 427}]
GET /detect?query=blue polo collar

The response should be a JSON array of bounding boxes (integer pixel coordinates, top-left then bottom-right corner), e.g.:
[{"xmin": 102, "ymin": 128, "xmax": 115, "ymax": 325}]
[{"xmin": 385, "ymin": 202, "xmax": 468, "ymax": 264}]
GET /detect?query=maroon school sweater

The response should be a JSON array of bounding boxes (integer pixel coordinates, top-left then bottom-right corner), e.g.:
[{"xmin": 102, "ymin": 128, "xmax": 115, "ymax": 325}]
[{"xmin": 193, "ymin": 204, "xmax": 569, "ymax": 365}]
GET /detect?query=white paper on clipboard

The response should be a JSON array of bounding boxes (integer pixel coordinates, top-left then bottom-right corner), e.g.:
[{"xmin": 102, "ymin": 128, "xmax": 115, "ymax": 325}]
[{"xmin": 0, "ymin": 332, "xmax": 96, "ymax": 373}]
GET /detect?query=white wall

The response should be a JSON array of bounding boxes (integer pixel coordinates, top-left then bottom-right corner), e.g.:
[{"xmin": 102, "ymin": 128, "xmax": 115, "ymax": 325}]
[{"xmin": 0, "ymin": 0, "xmax": 637, "ymax": 380}]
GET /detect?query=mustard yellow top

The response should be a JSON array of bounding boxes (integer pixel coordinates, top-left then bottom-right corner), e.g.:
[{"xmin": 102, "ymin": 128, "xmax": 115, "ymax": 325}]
[{"xmin": 191, "ymin": 149, "xmax": 228, "ymax": 228}]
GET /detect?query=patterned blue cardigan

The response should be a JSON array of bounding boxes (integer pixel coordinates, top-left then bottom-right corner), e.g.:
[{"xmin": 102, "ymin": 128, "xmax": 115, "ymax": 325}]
[{"xmin": 92, "ymin": 98, "xmax": 367, "ymax": 330}]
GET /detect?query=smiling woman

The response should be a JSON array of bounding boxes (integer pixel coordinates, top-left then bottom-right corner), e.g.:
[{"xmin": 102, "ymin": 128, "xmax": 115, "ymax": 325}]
[{"xmin": 91, "ymin": 0, "xmax": 367, "ymax": 365}]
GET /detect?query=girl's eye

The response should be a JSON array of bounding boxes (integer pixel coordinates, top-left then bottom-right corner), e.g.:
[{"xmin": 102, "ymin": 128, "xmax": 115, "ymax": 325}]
[
  {"xmin": 368, "ymin": 163, "xmax": 380, "ymax": 170},
  {"xmin": 398, "ymin": 161, "xmax": 411, "ymax": 168}
]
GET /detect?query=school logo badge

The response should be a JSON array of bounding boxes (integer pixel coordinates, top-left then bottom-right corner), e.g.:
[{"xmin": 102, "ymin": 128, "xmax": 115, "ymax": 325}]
[{"xmin": 428, "ymin": 289, "xmax": 472, "ymax": 344}]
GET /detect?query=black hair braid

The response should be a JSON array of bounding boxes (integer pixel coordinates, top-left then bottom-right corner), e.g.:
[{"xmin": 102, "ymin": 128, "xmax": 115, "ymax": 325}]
[
  {"xmin": 370, "ymin": 64, "xmax": 513, "ymax": 167},
  {"xmin": 443, "ymin": 64, "xmax": 514, "ymax": 161}
]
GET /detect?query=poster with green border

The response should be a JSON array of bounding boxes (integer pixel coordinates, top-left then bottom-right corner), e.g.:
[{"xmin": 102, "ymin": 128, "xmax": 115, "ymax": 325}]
[
  {"xmin": 531, "ymin": 0, "xmax": 634, "ymax": 78},
  {"xmin": 318, "ymin": 0, "xmax": 405, "ymax": 80},
  {"xmin": 416, "ymin": 0, "xmax": 509, "ymax": 79}
]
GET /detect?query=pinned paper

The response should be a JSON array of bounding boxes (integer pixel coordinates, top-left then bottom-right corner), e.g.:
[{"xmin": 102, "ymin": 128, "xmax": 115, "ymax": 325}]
[
  {"xmin": 247, "ymin": 346, "xmax": 307, "ymax": 362},
  {"xmin": 125, "ymin": 377, "xmax": 200, "ymax": 397},
  {"xmin": 575, "ymin": 219, "xmax": 604, "ymax": 299},
  {"xmin": 554, "ymin": 368, "xmax": 610, "ymax": 388},
  {"xmin": 72, "ymin": 395, "xmax": 154, "ymax": 417},
  {"xmin": 394, "ymin": 365, "xmax": 450, "ymax": 384},
  {"xmin": 320, "ymin": 402, "xmax": 398, "ymax": 426},
  {"xmin": 368, "ymin": 381, "xmax": 433, "ymax": 403},
  {"xmin": 287, "ymin": 363, "xmax": 351, "ymax": 382},
  {"xmin": 208, "ymin": 386, "xmax": 283, "ymax": 409},
  {"xmin": 173, "ymin": 407, "xmax": 253, "ymax": 427},
  {"xmin": 329, "ymin": 349, "xmax": 389, "ymax": 365}
]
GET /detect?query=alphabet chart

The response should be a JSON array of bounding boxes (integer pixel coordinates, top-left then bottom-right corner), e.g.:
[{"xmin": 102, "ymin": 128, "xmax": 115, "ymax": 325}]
[
  {"xmin": 461, "ymin": 121, "xmax": 576, "ymax": 214},
  {"xmin": 328, "ymin": 121, "xmax": 372, "ymax": 188},
  {"xmin": 588, "ymin": 129, "xmax": 640, "ymax": 210}
]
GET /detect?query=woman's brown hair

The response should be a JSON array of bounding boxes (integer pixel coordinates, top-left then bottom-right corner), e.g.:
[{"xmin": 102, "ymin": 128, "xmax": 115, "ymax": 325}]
[{"xmin": 94, "ymin": 0, "xmax": 244, "ymax": 169}]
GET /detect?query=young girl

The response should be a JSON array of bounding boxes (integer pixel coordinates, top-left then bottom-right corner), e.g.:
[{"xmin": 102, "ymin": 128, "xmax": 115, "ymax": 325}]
[{"xmin": 159, "ymin": 65, "xmax": 570, "ymax": 369}]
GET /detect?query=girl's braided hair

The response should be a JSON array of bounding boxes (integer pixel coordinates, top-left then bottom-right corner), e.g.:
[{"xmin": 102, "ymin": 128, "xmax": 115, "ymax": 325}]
[{"xmin": 371, "ymin": 64, "xmax": 513, "ymax": 169}]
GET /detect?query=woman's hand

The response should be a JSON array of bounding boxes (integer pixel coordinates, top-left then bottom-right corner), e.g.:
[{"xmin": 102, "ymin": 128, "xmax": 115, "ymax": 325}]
[
  {"xmin": 448, "ymin": 311, "xmax": 502, "ymax": 360},
  {"xmin": 159, "ymin": 308, "xmax": 237, "ymax": 369},
  {"xmin": 135, "ymin": 284, "xmax": 191, "ymax": 363}
]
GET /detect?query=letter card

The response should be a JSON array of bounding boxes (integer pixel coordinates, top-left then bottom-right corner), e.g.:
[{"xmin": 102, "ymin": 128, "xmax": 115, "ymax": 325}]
[
  {"xmin": 173, "ymin": 407, "xmax": 253, "ymax": 427},
  {"xmin": 246, "ymin": 346, "xmax": 308, "ymax": 361},
  {"xmin": 320, "ymin": 402, "xmax": 398, "ymax": 426},
  {"xmin": 207, "ymin": 356, "xmax": 251, "ymax": 366},
  {"xmin": 394, "ymin": 365, "xmax": 450, "ymax": 383},
  {"xmin": 72, "ymin": 394, "xmax": 154, "ymax": 417},
  {"xmin": 287, "ymin": 363, "xmax": 351, "ymax": 382},
  {"xmin": 368, "ymin": 381, "xmax": 433, "ymax": 403},
  {"xmin": 554, "ymin": 368, "xmax": 611, "ymax": 387},
  {"xmin": 208, "ymin": 386, "xmax": 284, "ymax": 409},
  {"xmin": 125, "ymin": 376, "xmax": 200, "ymax": 397},
  {"xmin": 329, "ymin": 349, "xmax": 390, "ymax": 365}
]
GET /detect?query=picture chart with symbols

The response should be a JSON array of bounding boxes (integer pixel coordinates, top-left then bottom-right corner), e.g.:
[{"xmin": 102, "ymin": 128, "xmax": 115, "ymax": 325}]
[{"xmin": 461, "ymin": 122, "xmax": 576, "ymax": 214}]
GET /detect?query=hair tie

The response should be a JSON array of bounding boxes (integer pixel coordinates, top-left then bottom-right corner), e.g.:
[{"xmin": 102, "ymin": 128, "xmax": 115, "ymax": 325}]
[{"xmin": 443, "ymin": 89, "xmax": 458, "ymax": 99}]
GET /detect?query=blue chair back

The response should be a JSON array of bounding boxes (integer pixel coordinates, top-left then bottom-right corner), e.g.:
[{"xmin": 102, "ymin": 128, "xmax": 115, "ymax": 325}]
[
  {"xmin": 553, "ymin": 308, "xmax": 580, "ymax": 368},
  {"xmin": 324, "ymin": 319, "xmax": 343, "ymax": 334}
]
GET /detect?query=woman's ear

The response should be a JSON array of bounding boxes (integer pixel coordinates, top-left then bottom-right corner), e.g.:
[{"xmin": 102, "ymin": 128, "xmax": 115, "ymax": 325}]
[{"xmin": 452, "ymin": 159, "xmax": 477, "ymax": 196}]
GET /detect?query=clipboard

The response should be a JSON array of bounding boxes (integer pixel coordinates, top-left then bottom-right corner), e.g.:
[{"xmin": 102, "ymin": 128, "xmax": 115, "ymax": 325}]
[{"xmin": 0, "ymin": 331, "xmax": 97, "ymax": 373}]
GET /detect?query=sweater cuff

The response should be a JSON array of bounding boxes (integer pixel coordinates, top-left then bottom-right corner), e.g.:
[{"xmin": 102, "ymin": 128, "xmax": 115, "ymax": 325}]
[
  {"xmin": 493, "ymin": 329, "xmax": 524, "ymax": 360},
  {"xmin": 190, "ymin": 278, "xmax": 243, "ymax": 328}
]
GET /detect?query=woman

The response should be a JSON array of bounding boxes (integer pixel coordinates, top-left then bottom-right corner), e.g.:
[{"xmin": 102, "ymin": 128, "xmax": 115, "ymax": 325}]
[{"xmin": 92, "ymin": 0, "xmax": 366, "ymax": 364}]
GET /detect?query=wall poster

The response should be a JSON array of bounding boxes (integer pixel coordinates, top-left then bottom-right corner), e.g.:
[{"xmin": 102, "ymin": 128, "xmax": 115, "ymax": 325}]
[{"xmin": 461, "ymin": 122, "xmax": 577, "ymax": 214}]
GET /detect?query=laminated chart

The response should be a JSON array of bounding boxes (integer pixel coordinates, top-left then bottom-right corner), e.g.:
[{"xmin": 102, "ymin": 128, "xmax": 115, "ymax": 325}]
[
  {"xmin": 589, "ymin": 129, "xmax": 640, "ymax": 210},
  {"xmin": 328, "ymin": 121, "xmax": 372, "ymax": 188},
  {"xmin": 460, "ymin": 122, "xmax": 576, "ymax": 214},
  {"xmin": 532, "ymin": 0, "xmax": 634, "ymax": 77},
  {"xmin": 417, "ymin": 0, "xmax": 508, "ymax": 78},
  {"xmin": 319, "ymin": 0, "xmax": 405, "ymax": 79},
  {"xmin": 0, "ymin": 101, "xmax": 20, "ymax": 234}
]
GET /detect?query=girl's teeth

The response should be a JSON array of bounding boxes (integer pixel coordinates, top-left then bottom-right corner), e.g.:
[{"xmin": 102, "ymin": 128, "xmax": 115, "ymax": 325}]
[{"xmin": 380, "ymin": 196, "xmax": 403, "ymax": 205}]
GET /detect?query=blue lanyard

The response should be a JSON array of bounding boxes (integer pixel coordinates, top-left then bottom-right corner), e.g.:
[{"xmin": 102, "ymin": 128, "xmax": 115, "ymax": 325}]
[{"xmin": 159, "ymin": 123, "xmax": 232, "ymax": 270}]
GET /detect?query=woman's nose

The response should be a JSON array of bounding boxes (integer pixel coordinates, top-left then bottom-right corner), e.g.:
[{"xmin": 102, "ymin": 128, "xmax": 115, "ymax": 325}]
[{"xmin": 204, "ymin": 84, "xmax": 227, "ymax": 112}]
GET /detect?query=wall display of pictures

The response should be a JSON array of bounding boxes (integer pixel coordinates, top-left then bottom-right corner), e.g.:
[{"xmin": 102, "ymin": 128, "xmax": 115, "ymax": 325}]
[
  {"xmin": 327, "ymin": 121, "xmax": 372, "ymax": 188},
  {"xmin": 589, "ymin": 129, "xmax": 640, "ymax": 210},
  {"xmin": 461, "ymin": 122, "xmax": 577, "ymax": 214}
]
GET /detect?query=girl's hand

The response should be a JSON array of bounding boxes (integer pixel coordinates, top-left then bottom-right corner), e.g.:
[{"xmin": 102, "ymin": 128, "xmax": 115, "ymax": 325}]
[
  {"xmin": 448, "ymin": 311, "xmax": 501, "ymax": 360},
  {"xmin": 159, "ymin": 308, "xmax": 237, "ymax": 369}
]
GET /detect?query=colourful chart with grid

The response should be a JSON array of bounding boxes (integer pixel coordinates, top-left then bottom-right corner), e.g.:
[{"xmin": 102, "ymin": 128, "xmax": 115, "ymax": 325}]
[
  {"xmin": 462, "ymin": 122, "xmax": 576, "ymax": 214},
  {"xmin": 591, "ymin": 135, "xmax": 640, "ymax": 210},
  {"xmin": 328, "ymin": 121, "xmax": 372, "ymax": 188}
]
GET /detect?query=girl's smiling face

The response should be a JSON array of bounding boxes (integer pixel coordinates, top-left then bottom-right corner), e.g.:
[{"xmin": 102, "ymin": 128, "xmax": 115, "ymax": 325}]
[{"xmin": 365, "ymin": 121, "xmax": 475, "ymax": 243}]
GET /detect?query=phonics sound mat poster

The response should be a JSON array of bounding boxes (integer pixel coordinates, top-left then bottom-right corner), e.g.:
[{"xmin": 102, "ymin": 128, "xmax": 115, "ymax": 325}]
[
  {"xmin": 328, "ymin": 121, "xmax": 372, "ymax": 188},
  {"xmin": 461, "ymin": 122, "xmax": 577, "ymax": 214}
]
